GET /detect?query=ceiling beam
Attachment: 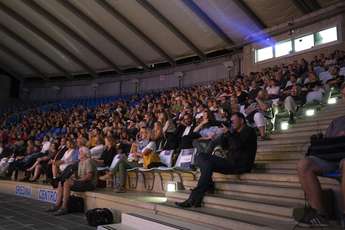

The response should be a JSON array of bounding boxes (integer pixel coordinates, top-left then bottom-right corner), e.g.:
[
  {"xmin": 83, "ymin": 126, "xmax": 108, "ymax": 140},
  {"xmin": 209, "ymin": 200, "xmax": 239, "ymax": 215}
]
[
  {"xmin": 22, "ymin": 0, "xmax": 123, "ymax": 75},
  {"xmin": 0, "ymin": 43, "xmax": 48, "ymax": 80},
  {"xmin": 306, "ymin": 0, "xmax": 322, "ymax": 11},
  {"xmin": 292, "ymin": 0, "xmax": 313, "ymax": 14},
  {"xmin": 136, "ymin": 0, "xmax": 206, "ymax": 60},
  {"xmin": 0, "ymin": 64, "xmax": 23, "ymax": 80},
  {"xmin": 232, "ymin": 0, "xmax": 267, "ymax": 29},
  {"xmin": 95, "ymin": 0, "xmax": 175, "ymax": 66},
  {"xmin": 0, "ymin": 22, "xmax": 73, "ymax": 80},
  {"xmin": 0, "ymin": 1, "xmax": 99, "ymax": 79},
  {"xmin": 181, "ymin": 0, "xmax": 234, "ymax": 46},
  {"xmin": 57, "ymin": 0, "xmax": 149, "ymax": 70}
]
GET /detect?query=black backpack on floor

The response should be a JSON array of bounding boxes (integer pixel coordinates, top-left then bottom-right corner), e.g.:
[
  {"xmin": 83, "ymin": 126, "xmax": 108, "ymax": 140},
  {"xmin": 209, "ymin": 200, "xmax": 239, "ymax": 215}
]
[
  {"xmin": 85, "ymin": 208, "xmax": 114, "ymax": 226},
  {"xmin": 67, "ymin": 195, "xmax": 84, "ymax": 213}
]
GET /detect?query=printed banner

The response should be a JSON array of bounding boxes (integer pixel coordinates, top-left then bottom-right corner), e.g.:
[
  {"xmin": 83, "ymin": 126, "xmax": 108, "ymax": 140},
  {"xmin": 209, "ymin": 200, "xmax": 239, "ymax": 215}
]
[
  {"xmin": 15, "ymin": 185, "xmax": 32, "ymax": 198},
  {"xmin": 38, "ymin": 189, "xmax": 57, "ymax": 204}
]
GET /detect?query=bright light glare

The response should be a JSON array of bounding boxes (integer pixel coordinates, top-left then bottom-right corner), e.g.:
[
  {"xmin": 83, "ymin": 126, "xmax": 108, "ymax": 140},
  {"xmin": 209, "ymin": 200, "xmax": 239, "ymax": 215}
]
[
  {"xmin": 167, "ymin": 182, "xmax": 177, "ymax": 192},
  {"xmin": 280, "ymin": 121, "xmax": 289, "ymax": 130},
  {"xmin": 328, "ymin": 98, "xmax": 337, "ymax": 105},
  {"xmin": 305, "ymin": 109, "xmax": 315, "ymax": 116}
]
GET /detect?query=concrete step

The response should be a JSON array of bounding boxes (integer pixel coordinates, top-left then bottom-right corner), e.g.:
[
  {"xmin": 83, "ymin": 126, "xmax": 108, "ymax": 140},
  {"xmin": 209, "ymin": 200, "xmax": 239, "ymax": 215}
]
[
  {"xmin": 157, "ymin": 203, "xmax": 285, "ymax": 230},
  {"xmin": 209, "ymin": 172, "xmax": 339, "ymax": 187},
  {"xmin": 253, "ymin": 169, "xmax": 297, "ymax": 174},
  {"xmin": 255, "ymin": 152, "xmax": 303, "ymax": 161},
  {"xmin": 292, "ymin": 119, "xmax": 336, "ymax": 129},
  {"xmin": 271, "ymin": 124, "xmax": 329, "ymax": 138},
  {"xmin": 270, "ymin": 112, "xmax": 344, "ymax": 138},
  {"xmin": 292, "ymin": 111, "xmax": 344, "ymax": 126},
  {"xmin": 275, "ymin": 124, "xmax": 328, "ymax": 134},
  {"xmin": 99, "ymin": 213, "xmax": 214, "ymax": 230},
  {"xmin": 256, "ymin": 162, "xmax": 297, "ymax": 169},
  {"xmin": 279, "ymin": 109, "xmax": 345, "ymax": 127},
  {"xmin": 183, "ymin": 180, "xmax": 305, "ymax": 205},
  {"xmin": 166, "ymin": 191, "xmax": 298, "ymax": 222},
  {"xmin": 257, "ymin": 144, "xmax": 308, "ymax": 153},
  {"xmin": 254, "ymin": 162, "xmax": 298, "ymax": 173},
  {"xmin": 258, "ymin": 138, "xmax": 309, "ymax": 146}
]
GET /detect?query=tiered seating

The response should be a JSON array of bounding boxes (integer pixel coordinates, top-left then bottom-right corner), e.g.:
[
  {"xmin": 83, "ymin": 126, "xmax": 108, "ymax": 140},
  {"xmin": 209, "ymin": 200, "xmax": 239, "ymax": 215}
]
[
  {"xmin": 115, "ymin": 99, "xmax": 344, "ymax": 229},
  {"xmin": 0, "ymin": 98, "xmax": 342, "ymax": 229}
]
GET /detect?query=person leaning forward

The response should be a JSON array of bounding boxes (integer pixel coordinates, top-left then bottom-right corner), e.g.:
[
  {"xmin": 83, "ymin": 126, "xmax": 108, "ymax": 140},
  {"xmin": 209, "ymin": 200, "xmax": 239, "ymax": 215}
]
[{"xmin": 175, "ymin": 112, "xmax": 257, "ymax": 208}]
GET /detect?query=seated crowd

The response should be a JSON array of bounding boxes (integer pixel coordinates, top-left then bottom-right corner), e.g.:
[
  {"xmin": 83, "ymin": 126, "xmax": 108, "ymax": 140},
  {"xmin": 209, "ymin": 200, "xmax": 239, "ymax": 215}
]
[{"xmin": 0, "ymin": 50, "xmax": 344, "ymax": 216}]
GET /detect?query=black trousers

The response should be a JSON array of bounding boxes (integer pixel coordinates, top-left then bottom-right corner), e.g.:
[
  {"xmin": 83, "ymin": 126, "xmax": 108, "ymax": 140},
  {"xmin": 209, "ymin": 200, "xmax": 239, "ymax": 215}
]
[
  {"xmin": 40, "ymin": 160, "xmax": 53, "ymax": 179},
  {"xmin": 190, "ymin": 154, "xmax": 247, "ymax": 201}
]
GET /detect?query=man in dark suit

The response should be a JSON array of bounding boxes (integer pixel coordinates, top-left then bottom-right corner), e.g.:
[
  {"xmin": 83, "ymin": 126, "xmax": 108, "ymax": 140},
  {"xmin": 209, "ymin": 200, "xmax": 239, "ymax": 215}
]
[
  {"xmin": 175, "ymin": 112, "xmax": 257, "ymax": 208},
  {"xmin": 176, "ymin": 113, "xmax": 197, "ymax": 150}
]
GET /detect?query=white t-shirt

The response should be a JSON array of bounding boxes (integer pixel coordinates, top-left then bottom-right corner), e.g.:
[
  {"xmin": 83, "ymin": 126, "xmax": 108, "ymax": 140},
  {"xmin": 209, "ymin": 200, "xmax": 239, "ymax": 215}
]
[
  {"xmin": 266, "ymin": 86, "xmax": 280, "ymax": 96},
  {"xmin": 41, "ymin": 141, "xmax": 51, "ymax": 153},
  {"xmin": 319, "ymin": 71, "xmax": 333, "ymax": 84},
  {"xmin": 339, "ymin": 67, "xmax": 345, "ymax": 76},
  {"xmin": 306, "ymin": 88, "xmax": 325, "ymax": 103},
  {"xmin": 90, "ymin": 144, "xmax": 105, "ymax": 159},
  {"xmin": 141, "ymin": 141, "xmax": 156, "ymax": 154},
  {"xmin": 60, "ymin": 149, "xmax": 75, "ymax": 171}
]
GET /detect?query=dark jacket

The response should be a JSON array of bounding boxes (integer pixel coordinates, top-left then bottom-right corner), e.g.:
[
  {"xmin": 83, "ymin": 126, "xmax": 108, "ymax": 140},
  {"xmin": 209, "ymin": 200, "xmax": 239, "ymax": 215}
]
[
  {"xmin": 100, "ymin": 146, "xmax": 117, "ymax": 167},
  {"xmin": 176, "ymin": 124, "xmax": 198, "ymax": 149},
  {"xmin": 206, "ymin": 125, "xmax": 257, "ymax": 172}
]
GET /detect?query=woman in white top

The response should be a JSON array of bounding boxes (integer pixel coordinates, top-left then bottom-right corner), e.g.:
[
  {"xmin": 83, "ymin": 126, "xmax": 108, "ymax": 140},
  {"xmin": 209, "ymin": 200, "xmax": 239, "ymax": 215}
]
[
  {"xmin": 52, "ymin": 139, "xmax": 78, "ymax": 179},
  {"xmin": 266, "ymin": 79, "xmax": 280, "ymax": 103}
]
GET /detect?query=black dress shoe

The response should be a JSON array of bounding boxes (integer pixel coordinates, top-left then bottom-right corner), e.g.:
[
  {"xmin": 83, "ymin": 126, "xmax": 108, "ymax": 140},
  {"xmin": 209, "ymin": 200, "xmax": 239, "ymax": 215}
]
[{"xmin": 175, "ymin": 198, "xmax": 202, "ymax": 208}]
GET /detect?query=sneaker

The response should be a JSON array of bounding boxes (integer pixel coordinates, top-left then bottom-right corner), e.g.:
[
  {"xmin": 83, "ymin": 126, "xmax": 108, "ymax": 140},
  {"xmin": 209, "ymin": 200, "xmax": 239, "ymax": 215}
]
[
  {"xmin": 297, "ymin": 208, "xmax": 329, "ymax": 227},
  {"xmin": 54, "ymin": 208, "xmax": 68, "ymax": 216},
  {"xmin": 114, "ymin": 187, "xmax": 126, "ymax": 193}
]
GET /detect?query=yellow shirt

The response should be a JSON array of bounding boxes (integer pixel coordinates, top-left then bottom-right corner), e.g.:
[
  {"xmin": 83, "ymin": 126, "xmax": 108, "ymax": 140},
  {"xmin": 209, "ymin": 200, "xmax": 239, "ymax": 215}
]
[{"xmin": 141, "ymin": 141, "xmax": 160, "ymax": 168}]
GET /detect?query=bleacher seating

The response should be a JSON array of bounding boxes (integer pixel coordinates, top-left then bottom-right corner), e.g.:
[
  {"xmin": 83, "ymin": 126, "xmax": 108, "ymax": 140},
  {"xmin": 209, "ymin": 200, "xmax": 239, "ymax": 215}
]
[{"xmin": 0, "ymin": 51, "xmax": 344, "ymax": 229}]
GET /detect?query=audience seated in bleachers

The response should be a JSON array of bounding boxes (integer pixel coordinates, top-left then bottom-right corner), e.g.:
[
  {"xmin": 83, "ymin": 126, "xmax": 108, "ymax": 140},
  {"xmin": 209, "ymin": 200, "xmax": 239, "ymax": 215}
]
[{"xmin": 0, "ymin": 50, "xmax": 344, "ymax": 216}]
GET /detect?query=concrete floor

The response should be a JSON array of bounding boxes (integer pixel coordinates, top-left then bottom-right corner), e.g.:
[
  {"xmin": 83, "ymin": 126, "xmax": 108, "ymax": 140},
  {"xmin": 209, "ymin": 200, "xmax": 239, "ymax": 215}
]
[{"xmin": 0, "ymin": 193, "xmax": 95, "ymax": 230}]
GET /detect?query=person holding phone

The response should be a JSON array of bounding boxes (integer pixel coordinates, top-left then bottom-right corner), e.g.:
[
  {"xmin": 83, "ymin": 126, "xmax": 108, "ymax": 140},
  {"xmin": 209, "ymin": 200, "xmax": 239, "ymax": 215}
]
[{"xmin": 175, "ymin": 112, "xmax": 257, "ymax": 208}]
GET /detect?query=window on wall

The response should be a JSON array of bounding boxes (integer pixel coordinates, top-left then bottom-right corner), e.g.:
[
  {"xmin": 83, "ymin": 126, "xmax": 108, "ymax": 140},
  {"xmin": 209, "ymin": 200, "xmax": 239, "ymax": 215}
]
[
  {"xmin": 294, "ymin": 34, "xmax": 314, "ymax": 52},
  {"xmin": 275, "ymin": 40, "xmax": 292, "ymax": 57},
  {"xmin": 254, "ymin": 25, "xmax": 339, "ymax": 63},
  {"xmin": 315, "ymin": 27, "xmax": 337, "ymax": 45},
  {"xmin": 256, "ymin": 46, "xmax": 273, "ymax": 62}
]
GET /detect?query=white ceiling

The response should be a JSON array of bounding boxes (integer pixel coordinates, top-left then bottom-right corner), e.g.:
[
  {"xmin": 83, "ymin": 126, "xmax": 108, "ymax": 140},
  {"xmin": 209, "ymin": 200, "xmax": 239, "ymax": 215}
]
[{"xmin": 0, "ymin": 0, "xmax": 342, "ymax": 80}]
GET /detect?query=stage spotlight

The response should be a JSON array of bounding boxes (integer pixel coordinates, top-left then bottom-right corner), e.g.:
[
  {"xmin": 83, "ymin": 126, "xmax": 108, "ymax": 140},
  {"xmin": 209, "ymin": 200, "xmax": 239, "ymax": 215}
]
[
  {"xmin": 167, "ymin": 181, "xmax": 178, "ymax": 192},
  {"xmin": 305, "ymin": 109, "xmax": 315, "ymax": 117},
  {"xmin": 328, "ymin": 97, "xmax": 337, "ymax": 105},
  {"xmin": 280, "ymin": 121, "xmax": 289, "ymax": 130}
]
